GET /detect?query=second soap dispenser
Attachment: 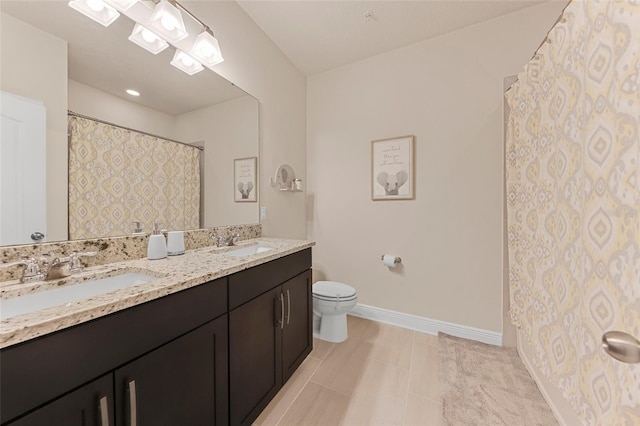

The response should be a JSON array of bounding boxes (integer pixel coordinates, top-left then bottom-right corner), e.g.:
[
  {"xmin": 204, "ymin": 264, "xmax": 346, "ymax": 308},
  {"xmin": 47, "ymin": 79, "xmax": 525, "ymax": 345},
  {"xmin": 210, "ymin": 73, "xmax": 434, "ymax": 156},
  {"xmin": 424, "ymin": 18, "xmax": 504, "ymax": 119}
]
[{"xmin": 147, "ymin": 222, "xmax": 167, "ymax": 260}]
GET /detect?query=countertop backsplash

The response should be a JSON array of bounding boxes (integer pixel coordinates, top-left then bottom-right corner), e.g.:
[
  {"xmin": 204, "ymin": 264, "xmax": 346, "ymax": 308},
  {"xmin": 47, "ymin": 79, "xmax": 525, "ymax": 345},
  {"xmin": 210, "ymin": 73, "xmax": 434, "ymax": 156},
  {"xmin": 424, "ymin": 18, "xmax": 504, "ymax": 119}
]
[{"xmin": 0, "ymin": 224, "xmax": 261, "ymax": 282}]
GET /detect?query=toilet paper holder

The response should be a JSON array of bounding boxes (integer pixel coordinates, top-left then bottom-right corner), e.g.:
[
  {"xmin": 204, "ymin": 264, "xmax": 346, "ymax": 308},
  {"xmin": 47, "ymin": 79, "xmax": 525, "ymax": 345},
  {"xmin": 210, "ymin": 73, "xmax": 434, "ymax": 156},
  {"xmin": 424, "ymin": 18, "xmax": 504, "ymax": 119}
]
[{"xmin": 381, "ymin": 255, "xmax": 401, "ymax": 265}]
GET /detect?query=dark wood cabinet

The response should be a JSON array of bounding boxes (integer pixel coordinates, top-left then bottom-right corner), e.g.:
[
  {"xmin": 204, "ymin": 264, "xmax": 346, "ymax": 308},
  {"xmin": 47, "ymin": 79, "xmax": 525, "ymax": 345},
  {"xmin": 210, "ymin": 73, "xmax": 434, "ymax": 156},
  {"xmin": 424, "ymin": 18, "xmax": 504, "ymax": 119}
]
[
  {"xmin": 8, "ymin": 316, "xmax": 228, "ymax": 426},
  {"xmin": 1, "ymin": 278, "xmax": 227, "ymax": 425},
  {"xmin": 115, "ymin": 315, "xmax": 228, "ymax": 426},
  {"xmin": 229, "ymin": 260, "xmax": 312, "ymax": 426},
  {"xmin": 8, "ymin": 375, "xmax": 114, "ymax": 426},
  {"xmin": 1, "ymin": 248, "xmax": 312, "ymax": 426},
  {"xmin": 229, "ymin": 288, "xmax": 283, "ymax": 426},
  {"xmin": 282, "ymin": 271, "xmax": 312, "ymax": 382}
]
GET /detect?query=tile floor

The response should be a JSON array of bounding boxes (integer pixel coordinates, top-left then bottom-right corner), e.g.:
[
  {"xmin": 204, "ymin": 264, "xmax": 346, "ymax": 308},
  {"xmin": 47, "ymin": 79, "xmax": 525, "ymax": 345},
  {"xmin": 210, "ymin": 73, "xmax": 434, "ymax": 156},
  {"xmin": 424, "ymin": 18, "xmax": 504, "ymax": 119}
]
[{"xmin": 253, "ymin": 315, "xmax": 443, "ymax": 426}]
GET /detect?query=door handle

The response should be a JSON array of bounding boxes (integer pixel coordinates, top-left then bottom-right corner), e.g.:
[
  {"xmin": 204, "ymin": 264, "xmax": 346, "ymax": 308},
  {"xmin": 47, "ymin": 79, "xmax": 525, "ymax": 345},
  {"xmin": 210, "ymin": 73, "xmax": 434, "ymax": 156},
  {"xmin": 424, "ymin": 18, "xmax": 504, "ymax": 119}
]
[
  {"xmin": 98, "ymin": 395, "xmax": 109, "ymax": 426},
  {"xmin": 30, "ymin": 231, "xmax": 45, "ymax": 241},
  {"xmin": 602, "ymin": 331, "xmax": 640, "ymax": 364}
]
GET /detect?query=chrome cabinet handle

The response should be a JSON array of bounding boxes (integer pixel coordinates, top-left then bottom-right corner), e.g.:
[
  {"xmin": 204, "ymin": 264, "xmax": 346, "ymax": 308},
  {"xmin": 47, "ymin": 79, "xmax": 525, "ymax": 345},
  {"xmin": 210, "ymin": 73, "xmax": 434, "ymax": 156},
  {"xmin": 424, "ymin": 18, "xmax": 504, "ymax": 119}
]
[
  {"xmin": 602, "ymin": 331, "xmax": 640, "ymax": 364},
  {"xmin": 98, "ymin": 395, "xmax": 109, "ymax": 426},
  {"xmin": 286, "ymin": 289, "xmax": 291, "ymax": 325},
  {"xmin": 127, "ymin": 380, "xmax": 138, "ymax": 426},
  {"xmin": 280, "ymin": 293, "xmax": 285, "ymax": 330}
]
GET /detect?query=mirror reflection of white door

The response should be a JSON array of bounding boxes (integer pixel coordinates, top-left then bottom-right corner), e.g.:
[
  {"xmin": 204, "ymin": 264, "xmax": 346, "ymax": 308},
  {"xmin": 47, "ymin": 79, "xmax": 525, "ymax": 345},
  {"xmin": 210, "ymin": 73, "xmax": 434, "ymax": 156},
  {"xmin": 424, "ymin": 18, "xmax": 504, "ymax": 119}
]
[{"xmin": 0, "ymin": 91, "xmax": 46, "ymax": 245}]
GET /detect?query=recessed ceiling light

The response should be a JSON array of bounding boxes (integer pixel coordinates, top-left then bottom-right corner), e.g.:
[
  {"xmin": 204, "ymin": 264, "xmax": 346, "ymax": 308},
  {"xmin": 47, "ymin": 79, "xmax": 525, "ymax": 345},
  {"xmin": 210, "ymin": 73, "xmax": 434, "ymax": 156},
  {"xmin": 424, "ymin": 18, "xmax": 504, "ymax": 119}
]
[{"xmin": 126, "ymin": 89, "xmax": 140, "ymax": 96}]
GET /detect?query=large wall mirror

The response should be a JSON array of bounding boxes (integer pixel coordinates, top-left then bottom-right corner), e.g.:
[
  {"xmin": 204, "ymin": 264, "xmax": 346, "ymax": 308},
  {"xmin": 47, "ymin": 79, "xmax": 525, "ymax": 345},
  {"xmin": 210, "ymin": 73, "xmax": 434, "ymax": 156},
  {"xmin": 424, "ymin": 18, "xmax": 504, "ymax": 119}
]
[{"xmin": 0, "ymin": 1, "xmax": 259, "ymax": 246}]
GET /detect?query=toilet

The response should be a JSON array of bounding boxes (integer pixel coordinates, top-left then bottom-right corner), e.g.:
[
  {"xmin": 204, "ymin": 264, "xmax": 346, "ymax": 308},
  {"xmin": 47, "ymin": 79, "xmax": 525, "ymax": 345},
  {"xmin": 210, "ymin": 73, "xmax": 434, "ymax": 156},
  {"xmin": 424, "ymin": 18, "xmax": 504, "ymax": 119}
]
[{"xmin": 312, "ymin": 281, "xmax": 358, "ymax": 343}]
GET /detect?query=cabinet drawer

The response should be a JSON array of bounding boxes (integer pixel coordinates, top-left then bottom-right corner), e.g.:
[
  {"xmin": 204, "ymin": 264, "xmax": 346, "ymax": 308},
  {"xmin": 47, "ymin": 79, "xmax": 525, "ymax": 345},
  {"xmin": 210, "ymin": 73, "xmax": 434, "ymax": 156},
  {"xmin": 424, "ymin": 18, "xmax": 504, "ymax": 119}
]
[
  {"xmin": 0, "ymin": 278, "xmax": 227, "ymax": 424},
  {"xmin": 229, "ymin": 248, "xmax": 311, "ymax": 310}
]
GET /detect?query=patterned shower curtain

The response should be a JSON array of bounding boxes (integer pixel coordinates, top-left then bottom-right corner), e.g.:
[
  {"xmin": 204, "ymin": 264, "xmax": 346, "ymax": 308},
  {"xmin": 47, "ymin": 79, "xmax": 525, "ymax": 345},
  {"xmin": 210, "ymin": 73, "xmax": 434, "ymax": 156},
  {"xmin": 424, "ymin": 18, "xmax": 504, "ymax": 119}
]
[
  {"xmin": 68, "ymin": 115, "xmax": 200, "ymax": 239},
  {"xmin": 505, "ymin": 0, "xmax": 639, "ymax": 424}
]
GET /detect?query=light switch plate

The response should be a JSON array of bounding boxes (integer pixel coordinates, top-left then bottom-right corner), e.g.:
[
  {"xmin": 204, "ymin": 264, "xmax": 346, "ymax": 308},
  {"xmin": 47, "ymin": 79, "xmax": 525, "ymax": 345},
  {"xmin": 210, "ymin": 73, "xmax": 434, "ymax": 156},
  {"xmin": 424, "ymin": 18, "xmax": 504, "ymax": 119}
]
[{"xmin": 260, "ymin": 206, "xmax": 267, "ymax": 220}]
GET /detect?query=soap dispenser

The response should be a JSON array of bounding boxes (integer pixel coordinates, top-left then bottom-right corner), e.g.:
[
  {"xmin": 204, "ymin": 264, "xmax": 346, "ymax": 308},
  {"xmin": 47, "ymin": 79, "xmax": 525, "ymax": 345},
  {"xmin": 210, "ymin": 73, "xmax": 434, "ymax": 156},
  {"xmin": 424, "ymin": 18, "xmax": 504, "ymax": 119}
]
[{"xmin": 147, "ymin": 222, "xmax": 167, "ymax": 260}]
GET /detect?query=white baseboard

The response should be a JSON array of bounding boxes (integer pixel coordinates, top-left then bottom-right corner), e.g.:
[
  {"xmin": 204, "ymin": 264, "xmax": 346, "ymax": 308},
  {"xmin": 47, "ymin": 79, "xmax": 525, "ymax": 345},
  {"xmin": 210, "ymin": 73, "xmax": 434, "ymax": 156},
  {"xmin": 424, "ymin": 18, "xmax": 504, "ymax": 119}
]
[{"xmin": 350, "ymin": 303, "xmax": 502, "ymax": 346}]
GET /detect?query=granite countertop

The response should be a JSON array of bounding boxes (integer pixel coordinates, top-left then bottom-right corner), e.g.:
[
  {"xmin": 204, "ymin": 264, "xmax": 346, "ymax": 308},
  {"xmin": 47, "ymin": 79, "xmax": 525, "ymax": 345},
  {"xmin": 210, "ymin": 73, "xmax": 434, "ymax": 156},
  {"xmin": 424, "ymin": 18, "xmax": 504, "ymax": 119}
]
[{"xmin": 0, "ymin": 238, "xmax": 314, "ymax": 349}]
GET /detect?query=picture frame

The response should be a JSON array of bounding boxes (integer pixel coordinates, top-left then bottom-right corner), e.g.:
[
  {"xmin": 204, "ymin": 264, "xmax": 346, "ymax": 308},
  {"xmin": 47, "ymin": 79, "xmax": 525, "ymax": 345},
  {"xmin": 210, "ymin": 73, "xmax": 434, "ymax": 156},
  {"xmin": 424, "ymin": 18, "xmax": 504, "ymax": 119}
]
[
  {"xmin": 371, "ymin": 135, "xmax": 415, "ymax": 200},
  {"xmin": 234, "ymin": 157, "xmax": 257, "ymax": 202}
]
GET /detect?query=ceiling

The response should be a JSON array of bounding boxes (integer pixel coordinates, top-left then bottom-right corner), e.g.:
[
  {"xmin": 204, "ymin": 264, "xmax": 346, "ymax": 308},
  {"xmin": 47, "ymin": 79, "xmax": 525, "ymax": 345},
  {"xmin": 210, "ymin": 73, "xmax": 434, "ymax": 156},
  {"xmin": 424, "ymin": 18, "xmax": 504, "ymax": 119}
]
[
  {"xmin": 0, "ymin": 1, "xmax": 247, "ymax": 116},
  {"xmin": 1, "ymin": 0, "xmax": 551, "ymax": 114},
  {"xmin": 237, "ymin": 0, "xmax": 549, "ymax": 76}
]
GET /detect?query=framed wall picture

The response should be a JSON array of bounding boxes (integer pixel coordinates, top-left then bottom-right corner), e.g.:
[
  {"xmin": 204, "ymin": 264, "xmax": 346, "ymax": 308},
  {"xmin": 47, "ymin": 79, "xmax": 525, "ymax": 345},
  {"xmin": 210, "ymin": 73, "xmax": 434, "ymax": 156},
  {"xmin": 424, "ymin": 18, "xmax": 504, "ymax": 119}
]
[
  {"xmin": 371, "ymin": 135, "xmax": 415, "ymax": 200},
  {"xmin": 234, "ymin": 157, "xmax": 257, "ymax": 202}
]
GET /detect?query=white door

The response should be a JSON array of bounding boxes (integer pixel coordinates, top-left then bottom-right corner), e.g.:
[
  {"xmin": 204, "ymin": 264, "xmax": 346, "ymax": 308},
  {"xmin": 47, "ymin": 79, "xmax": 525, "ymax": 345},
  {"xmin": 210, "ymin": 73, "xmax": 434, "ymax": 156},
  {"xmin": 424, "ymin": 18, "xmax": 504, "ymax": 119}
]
[{"xmin": 0, "ymin": 91, "xmax": 47, "ymax": 245}]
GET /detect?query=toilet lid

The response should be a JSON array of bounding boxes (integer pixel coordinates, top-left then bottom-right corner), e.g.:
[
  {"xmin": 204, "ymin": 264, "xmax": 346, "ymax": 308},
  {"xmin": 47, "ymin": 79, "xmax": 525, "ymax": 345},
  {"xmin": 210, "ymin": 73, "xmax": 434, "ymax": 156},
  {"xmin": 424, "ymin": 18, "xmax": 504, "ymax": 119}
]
[{"xmin": 313, "ymin": 281, "xmax": 357, "ymax": 299}]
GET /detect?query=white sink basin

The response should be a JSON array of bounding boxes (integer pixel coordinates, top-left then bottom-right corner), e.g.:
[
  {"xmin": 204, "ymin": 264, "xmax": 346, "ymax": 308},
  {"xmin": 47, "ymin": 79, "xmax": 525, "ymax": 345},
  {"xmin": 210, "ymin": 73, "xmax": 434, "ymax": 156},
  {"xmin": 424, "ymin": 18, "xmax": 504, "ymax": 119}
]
[
  {"xmin": 0, "ymin": 272, "xmax": 157, "ymax": 320},
  {"xmin": 223, "ymin": 245, "xmax": 274, "ymax": 257}
]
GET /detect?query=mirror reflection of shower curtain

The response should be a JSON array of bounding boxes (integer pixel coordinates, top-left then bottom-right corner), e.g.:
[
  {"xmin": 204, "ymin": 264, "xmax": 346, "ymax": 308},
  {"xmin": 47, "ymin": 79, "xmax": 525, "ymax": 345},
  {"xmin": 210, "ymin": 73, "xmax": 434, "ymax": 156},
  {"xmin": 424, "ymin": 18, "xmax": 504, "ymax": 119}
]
[{"xmin": 68, "ymin": 115, "xmax": 200, "ymax": 239}]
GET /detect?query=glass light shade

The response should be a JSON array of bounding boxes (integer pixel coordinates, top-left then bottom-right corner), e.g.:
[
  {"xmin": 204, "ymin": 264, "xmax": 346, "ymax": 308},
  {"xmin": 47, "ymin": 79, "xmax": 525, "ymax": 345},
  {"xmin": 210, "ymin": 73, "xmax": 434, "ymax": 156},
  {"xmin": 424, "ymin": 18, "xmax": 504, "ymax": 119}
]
[
  {"xmin": 170, "ymin": 50, "xmax": 204, "ymax": 75},
  {"xmin": 104, "ymin": 0, "xmax": 137, "ymax": 12},
  {"xmin": 190, "ymin": 30, "xmax": 224, "ymax": 67},
  {"xmin": 147, "ymin": 0, "xmax": 188, "ymax": 43},
  {"xmin": 129, "ymin": 24, "xmax": 169, "ymax": 54},
  {"xmin": 68, "ymin": 0, "xmax": 119, "ymax": 27}
]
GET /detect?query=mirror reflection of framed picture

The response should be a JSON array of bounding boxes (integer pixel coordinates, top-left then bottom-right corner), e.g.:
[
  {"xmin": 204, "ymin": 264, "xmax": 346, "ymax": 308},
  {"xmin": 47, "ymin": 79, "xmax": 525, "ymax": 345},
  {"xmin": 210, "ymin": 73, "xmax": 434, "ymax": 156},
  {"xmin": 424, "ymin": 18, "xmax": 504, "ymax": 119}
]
[
  {"xmin": 234, "ymin": 157, "xmax": 257, "ymax": 202},
  {"xmin": 371, "ymin": 135, "xmax": 415, "ymax": 200}
]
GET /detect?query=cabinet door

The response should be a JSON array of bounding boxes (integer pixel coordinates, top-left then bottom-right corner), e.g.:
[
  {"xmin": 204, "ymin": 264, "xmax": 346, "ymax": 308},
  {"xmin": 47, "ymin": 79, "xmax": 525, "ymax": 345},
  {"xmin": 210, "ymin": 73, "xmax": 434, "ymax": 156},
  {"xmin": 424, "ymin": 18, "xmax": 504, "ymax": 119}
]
[
  {"xmin": 114, "ymin": 315, "xmax": 228, "ymax": 426},
  {"xmin": 282, "ymin": 270, "xmax": 313, "ymax": 382},
  {"xmin": 8, "ymin": 374, "xmax": 113, "ymax": 426},
  {"xmin": 229, "ymin": 288, "xmax": 283, "ymax": 426}
]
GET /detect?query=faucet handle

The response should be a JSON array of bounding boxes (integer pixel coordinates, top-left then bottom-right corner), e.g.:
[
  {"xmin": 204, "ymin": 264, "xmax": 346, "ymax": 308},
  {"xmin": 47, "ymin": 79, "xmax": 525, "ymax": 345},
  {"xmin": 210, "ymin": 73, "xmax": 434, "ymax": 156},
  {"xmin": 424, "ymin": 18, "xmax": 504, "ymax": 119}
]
[
  {"xmin": 0, "ymin": 257, "xmax": 45, "ymax": 283},
  {"xmin": 132, "ymin": 221, "xmax": 143, "ymax": 234},
  {"xmin": 69, "ymin": 251, "xmax": 98, "ymax": 273},
  {"xmin": 211, "ymin": 235, "xmax": 223, "ymax": 247}
]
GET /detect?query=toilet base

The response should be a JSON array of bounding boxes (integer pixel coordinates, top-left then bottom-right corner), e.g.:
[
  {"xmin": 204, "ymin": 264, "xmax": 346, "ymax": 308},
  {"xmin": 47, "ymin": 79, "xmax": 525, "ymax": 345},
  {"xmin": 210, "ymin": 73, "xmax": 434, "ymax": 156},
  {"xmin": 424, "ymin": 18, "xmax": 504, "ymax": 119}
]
[{"xmin": 314, "ymin": 312, "xmax": 348, "ymax": 343}]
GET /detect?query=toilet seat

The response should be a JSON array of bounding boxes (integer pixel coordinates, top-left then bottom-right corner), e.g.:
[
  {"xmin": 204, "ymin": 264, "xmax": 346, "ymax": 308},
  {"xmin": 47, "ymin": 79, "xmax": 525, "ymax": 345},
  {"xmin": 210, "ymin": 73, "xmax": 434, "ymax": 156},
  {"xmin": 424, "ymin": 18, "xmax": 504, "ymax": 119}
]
[{"xmin": 312, "ymin": 281, "xmax": 357, "ymax": 301}]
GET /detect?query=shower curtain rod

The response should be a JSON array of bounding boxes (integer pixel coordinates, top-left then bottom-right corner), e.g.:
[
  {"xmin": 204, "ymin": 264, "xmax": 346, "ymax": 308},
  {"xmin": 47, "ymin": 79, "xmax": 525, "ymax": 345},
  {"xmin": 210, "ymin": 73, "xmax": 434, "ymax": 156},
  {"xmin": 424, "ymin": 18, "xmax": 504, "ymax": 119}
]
[{"xmin": 67, "ymin": 110, "xmax": 204, "ymax": 151}]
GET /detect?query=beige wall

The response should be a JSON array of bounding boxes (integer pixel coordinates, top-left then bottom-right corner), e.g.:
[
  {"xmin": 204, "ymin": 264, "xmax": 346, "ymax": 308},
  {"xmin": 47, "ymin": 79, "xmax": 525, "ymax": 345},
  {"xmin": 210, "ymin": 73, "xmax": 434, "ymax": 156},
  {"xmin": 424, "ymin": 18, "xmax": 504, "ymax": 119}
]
[
  {"xmin": 307, "ymin": 2, "xmax": 567, "ymax": 333},
  {"xmin": 185, "ymin": 1, "xmax": 307, "ymax": 239},
  {"xmin": 1, "ymin": 13, "xmax": 68, "ymax": 242},
  {"xmin": 174, "ymin": 95, "xmax": 259, "ymax": 227},
  {"xmin": 68, "ymin": 80, "xmax": 176, "ymax": 138}
]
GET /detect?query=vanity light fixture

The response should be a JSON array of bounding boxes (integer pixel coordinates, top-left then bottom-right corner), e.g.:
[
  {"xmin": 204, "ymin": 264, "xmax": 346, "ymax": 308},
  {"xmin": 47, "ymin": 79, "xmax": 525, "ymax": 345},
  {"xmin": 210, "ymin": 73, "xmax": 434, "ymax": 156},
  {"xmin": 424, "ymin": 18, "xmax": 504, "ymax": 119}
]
[
  {"xmin": 128, "ymin": 23, "xmax": 169, "ymax": 54},
  {"xmin": 69, "ymin": 0, "xmax": 223, "ymax": 76},
  {"xmin": 147, "ymin": 0, "xmax": 188, "ymax": 43},
  {"xmin": 68, "ymin": 0, "xmax": 120, "ymax": 27},
  {"xmin": 170, "ymin": 50, "xmax": 203, "ymax": 75},
  {"xmin": 126, "ymin": 89, "xmax": 140, "ymax": 96},
  {"xmin": 190, "ymin": 27, "xmax": 224, "ymax": 67},
  {"xmin": 104, "ymin": 0, "xmax": 137, "ymax": 12}
]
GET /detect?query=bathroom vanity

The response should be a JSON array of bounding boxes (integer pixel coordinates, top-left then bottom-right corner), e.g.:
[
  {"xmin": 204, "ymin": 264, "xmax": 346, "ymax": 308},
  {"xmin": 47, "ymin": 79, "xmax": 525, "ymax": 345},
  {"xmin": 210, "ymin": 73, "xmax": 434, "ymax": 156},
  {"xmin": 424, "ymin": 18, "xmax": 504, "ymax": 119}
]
[{"xmin": 0, "ymin": 239, "xmax": 313, "ymax": 426}]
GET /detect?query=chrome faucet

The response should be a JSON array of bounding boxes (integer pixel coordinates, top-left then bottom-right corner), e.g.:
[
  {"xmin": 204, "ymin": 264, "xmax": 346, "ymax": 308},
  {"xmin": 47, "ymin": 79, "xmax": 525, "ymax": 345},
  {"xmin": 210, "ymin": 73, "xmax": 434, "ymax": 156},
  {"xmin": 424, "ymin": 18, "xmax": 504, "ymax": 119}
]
[{"xmin": 43, "ymin": 256, "xmax": 73, "ymax": 280}]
